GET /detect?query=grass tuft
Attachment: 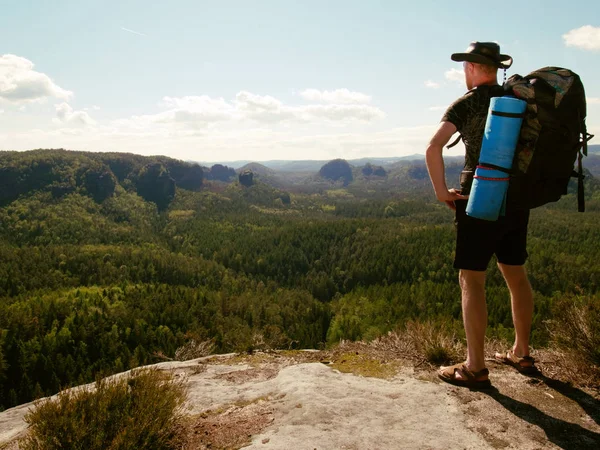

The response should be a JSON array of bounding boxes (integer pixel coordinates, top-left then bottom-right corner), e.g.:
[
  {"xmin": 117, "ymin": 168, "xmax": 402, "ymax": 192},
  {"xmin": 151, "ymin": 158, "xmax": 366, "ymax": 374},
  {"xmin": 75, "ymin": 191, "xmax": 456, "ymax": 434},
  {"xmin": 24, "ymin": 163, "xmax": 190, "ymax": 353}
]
[
  {"xmin": 175, "ymin": 339, "xmax": 215, "ymax": 361},
  {"xmin": 403, "ymin": 320, "xmax": 463, "ymax": 366},
  {"xmin": 545, "ymin": 295, "xmax": 600, "ymax": 386},
  {"xmin": 21, "ymin": 368, "xmax": 187, "ymax": 450}
]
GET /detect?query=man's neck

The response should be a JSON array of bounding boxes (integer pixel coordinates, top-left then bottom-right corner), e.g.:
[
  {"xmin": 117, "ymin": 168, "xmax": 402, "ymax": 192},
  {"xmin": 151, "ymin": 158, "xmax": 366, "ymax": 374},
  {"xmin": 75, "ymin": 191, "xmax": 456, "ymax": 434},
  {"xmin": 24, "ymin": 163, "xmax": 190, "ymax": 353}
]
[{"xmin": 473, "ymin": 78, "xmax": 498, "ymax": 88}]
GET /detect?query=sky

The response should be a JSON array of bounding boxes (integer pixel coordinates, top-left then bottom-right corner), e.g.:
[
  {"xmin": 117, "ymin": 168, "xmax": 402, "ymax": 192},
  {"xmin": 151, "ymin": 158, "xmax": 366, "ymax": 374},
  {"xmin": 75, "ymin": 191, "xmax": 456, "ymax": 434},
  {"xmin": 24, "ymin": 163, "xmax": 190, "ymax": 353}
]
[{"xmin": 0, "ymin": 0, "xmax": 599, "ymax": 163}]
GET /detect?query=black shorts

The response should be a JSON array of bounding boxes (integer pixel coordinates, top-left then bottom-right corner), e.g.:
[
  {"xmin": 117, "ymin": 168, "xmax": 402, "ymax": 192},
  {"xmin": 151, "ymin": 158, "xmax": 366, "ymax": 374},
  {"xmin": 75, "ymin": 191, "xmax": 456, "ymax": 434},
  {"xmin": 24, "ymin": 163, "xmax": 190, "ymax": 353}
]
[{"xmin": 454, "ymin": 200, "xmax": 530, "ymax": 271}]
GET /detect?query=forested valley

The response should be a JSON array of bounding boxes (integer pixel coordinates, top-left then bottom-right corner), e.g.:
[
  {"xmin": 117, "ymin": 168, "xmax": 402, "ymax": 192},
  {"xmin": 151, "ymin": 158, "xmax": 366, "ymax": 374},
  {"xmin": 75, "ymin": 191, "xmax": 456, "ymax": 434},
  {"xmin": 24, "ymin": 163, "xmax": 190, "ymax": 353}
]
[{"xmin": 1, "ymin": 148, "xmax": 600, "ymax": 410}]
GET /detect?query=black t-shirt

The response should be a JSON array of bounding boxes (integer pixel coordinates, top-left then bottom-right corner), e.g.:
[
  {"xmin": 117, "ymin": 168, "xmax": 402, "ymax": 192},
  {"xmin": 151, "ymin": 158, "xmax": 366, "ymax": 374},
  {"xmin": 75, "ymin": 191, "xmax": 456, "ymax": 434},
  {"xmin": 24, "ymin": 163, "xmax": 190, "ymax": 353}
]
[{"xmin": 442, "ymin": 85, "xmax": 499, "ymax": 192}]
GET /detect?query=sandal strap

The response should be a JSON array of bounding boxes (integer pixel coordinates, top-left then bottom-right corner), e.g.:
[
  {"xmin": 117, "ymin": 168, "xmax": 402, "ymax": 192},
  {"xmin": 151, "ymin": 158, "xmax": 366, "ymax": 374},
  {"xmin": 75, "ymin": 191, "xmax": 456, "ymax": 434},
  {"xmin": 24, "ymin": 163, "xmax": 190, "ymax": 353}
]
[
  {"xmin": 458, "ymin": 364, "xmax": 476, "ymax": 380},
  {"xmin": 461, "ymin": 364, "xmax": 489, "ymax": 379},
  {"xmin": 508, "ymin": 350, "xmax": 535, "ymax": 365},
  {"xmin": 442, "ymin": 363, "xmax": 489, "ymax": 380}
]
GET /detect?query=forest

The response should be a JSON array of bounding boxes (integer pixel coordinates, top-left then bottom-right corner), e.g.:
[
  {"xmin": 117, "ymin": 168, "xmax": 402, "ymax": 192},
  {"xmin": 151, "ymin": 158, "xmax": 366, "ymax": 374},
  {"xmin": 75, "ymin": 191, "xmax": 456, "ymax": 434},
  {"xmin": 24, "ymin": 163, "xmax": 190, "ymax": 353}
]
[{"xmin": 1, "ymin": 148, "xmax": 600, "ymax": 410}]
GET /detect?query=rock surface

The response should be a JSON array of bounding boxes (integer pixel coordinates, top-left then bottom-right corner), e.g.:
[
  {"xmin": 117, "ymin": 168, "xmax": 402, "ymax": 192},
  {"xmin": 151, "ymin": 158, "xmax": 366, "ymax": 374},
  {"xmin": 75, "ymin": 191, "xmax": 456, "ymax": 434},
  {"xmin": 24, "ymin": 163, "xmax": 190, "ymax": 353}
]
[{"xmin": 1, "ymin": 350, "xmax": 599, "ymax": 449}]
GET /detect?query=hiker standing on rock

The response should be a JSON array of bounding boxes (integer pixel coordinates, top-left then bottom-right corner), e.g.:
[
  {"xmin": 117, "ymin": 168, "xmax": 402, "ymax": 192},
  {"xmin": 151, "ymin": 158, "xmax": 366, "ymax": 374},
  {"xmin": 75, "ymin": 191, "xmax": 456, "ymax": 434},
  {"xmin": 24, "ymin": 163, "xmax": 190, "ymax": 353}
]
[{"xmin": 425, "ymin": 42, "xmax": 538, "ymax": 388}]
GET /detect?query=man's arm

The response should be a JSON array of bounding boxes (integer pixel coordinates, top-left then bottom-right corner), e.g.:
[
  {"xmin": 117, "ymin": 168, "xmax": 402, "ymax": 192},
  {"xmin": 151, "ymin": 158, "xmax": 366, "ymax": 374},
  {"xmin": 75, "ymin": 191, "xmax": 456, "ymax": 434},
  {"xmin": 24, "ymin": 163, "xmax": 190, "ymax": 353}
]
[{"xmin": 425, "ymin": 121, "xmax": 468, "ymax": 210}]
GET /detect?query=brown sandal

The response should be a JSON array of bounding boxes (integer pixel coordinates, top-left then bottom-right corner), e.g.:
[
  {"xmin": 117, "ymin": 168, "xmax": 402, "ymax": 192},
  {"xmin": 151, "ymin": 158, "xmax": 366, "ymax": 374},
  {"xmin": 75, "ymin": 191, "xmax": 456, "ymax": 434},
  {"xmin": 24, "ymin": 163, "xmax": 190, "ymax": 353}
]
[
  {"xmin": 438, "ymin": 363, "xmax": 492, "ymax": 389},
  {"xmin": 494, "ymin": 350, "xmax": 538, "ymax": 374}
]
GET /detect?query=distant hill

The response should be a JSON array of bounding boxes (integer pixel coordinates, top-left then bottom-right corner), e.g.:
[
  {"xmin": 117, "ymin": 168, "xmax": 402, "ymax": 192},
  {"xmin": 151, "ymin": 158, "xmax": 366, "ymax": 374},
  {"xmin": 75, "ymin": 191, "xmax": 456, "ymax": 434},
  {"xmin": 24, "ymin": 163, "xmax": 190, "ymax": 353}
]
[
  {"xmin": 196, "ymin": 159, "xmax": 324, "ymax": 172},
  {"xmin": 203, "ymin": 163, "xmax": 236, "ymax": 182},
  {"xmin": 583, "ymin": 153, "xmax": 600, "ymax": 177},
  {"xmin": 388, "ymin": 155, "xmax": 463, "ymax": 171},
  {"xmin": 196, "ymin": 144, "xmax": 599, "ymax": 175},
  {"xmin": 196, "ymin": 156, "xmax": 427, "ymax": 172},
  {"xmin": 345, "ymin": 155, "xmax": 425, "ymax": 167},
  {"xmin": 237, "ymin": 162, "xmax": 276, "ymax": 176},
  {"xmin": 319, "ymin": 159, "xmax": 353, "ymax": 184},
  {"xmin": 360, "ymin": 163, "xmax": 387, "ymax": 178},
  {"xmin": 0, "ymin": 149, "xmax": 204, "ymax": 210},
  {"xmin": 270, "ymin": 160, "xmax": 332, "ymax": 172}
]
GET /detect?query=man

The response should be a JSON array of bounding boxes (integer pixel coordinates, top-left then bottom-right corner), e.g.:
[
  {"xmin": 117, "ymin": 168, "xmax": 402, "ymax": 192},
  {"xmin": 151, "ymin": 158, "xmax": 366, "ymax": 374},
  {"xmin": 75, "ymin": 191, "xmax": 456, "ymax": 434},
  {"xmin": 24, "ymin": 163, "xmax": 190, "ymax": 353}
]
[{"xmin": 426, "ymin": 42, "xmax": 537, "ymax": 388}]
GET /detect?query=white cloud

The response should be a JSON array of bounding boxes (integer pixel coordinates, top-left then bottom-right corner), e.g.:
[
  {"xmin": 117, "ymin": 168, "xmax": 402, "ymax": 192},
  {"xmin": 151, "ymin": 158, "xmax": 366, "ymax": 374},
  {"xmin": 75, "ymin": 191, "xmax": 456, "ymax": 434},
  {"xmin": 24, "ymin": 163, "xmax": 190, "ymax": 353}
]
[
  {"xmin": 587, "ymin": 97, "xmax": 600, "ymax": 105},
  {"xmin": 236, "ymin": 91, "xmax": 384, "ymax": 123},
  {"xmin": 424, "ymin": 80, "xmax": 440, "ymax": 89},
  {"xmin": 238, "ymin": 91, "xmax": 383, "ymax": 123},
  {"xmin": 0, "ymin": 54, "xmax": 72, "ymax": 104},
  {"xmin": 163, "ymin": 95, "xmax": 236, "ymax": 123},
  {"xmin": 54, "ymin": 102, "xmax": 96, "ymax": 126},
  {"xmin": 563, "ymin": 25, "xmax": 600, "ymax": 51},
  {"xmin": 2, "ymin": 88, "xmax": 391, "ymax": 161},
  {"xmin": 0, "ymin": 109, "xmax": 4, "ymax": 114},
  {"xmin": 428, "ymin": 106, "xmax": 446, "ymax": 111},
  {"xmin": 300, "ymin": 88, "xmax": 371, "ymax": 104},
  {"xmin": 235, "ymin": 91, "xmax": 293, "ymax": 122},
  {"xmin": 445, "ymin": 68, "xmax": 464, "ymax": 84},
  {"xmin": 115, "ymin": 95, "xmax": 235, "ymax": 130},
  {"xmin": 118, "ymin": 91, "xmax": 385, "ymax": 129}
]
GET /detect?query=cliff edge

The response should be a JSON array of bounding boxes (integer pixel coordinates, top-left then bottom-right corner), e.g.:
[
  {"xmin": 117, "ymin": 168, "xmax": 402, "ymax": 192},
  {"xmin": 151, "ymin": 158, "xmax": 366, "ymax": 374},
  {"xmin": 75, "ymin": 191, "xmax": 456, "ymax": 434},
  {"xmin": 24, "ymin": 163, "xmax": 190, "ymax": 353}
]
[{"xmin": 1, "ymin": 345, "xmax": 599, "ymax": 449}]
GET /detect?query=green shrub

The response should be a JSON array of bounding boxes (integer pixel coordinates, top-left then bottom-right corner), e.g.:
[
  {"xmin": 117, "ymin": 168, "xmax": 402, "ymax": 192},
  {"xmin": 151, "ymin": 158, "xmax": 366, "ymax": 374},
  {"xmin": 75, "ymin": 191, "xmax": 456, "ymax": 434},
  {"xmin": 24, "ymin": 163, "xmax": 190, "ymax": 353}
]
[{"xmin": 22, "ymin": 368, "xmax": 187, "ymax": 450}]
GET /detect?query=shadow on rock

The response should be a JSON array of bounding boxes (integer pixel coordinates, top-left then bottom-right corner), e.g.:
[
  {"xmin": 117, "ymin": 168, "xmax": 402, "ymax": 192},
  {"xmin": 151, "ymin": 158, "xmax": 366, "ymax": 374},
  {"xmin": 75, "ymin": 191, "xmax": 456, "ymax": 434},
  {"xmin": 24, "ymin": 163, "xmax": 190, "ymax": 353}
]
[
  {"xmin": 482, "ymin": 386, "xmax": 600, "ymax": 450},
  {"xmin": 533, "ymin": 373, "xmax": 600, "ymax": 426}
]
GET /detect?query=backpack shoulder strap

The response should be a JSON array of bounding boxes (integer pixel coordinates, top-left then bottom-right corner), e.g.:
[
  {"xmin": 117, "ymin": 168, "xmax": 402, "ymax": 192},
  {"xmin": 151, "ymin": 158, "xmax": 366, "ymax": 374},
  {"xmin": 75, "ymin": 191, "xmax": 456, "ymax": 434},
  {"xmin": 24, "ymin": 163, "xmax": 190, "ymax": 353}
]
[
  {"xmin": 446, "ymin": 85, "xmax": 506, "ymax": 150},
  {"xmin": 446, "ymin": 134, "xmax": 462, "ymax": 149}
]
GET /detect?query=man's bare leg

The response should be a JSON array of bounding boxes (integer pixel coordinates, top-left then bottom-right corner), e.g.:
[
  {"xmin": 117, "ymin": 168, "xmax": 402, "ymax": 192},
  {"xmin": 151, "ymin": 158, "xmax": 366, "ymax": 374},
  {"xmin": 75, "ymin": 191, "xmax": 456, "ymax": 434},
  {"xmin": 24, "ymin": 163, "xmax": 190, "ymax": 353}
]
[
  {"xmin": 459, "ymin": 269, "xmax": 488, "ymax": 372},
  {"xmin": 498, "ymin": 263, "xmax": 533, "ymax": 357}
]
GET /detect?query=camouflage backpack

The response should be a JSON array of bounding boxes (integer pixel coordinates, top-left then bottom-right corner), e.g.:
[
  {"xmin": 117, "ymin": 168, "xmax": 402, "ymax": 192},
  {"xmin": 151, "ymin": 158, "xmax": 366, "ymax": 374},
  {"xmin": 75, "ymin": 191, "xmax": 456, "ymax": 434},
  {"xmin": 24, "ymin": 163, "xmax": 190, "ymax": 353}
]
[{"xmin": 503, "ymin": 67, "xmax": 593, "ymax": 212}]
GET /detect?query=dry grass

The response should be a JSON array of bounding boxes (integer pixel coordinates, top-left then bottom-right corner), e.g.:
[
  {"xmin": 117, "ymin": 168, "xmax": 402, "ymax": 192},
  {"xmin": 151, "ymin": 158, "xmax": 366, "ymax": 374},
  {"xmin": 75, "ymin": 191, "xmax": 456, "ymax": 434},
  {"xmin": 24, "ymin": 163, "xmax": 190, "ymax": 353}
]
[
  {"xmin": 175, "ymin": 339, "xmax": 215, "ymax": 361},
  {"xmin": 533, "ymin": 349, "xmax": 600, "ymax": 388},
  {"xmin": 543, "ymin": 296, "xmax": 600, "ymax": 387},
  {"xmin": 339, "ymin": 317, "xmax": 599, "ymax": 390},
  {"xmin": 385, "ymin": 320, "xmax": 464, "ymax": 366},
  {"xmin": 21, "ymin": 368, "xmax": 187, "ymax": 450},
  {"xmin": 326, "ymin": 321, "xmax": 463, "ymax": 378}
]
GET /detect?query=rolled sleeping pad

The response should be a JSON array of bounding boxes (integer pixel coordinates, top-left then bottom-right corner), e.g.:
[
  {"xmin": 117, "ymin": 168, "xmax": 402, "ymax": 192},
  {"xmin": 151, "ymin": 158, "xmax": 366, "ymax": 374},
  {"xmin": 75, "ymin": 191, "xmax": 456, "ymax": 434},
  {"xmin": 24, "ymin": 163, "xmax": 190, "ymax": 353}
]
[
  {"xmin": 478, "ymin": 96, "xmax": 527, "ymax": 169},
  {"xmin": 466, "ymin": 96, "xmax": 527, "ymax": 221},
  {"xmin": 466, "ymin": 166, "xmax": 510, "ymax": 221}
]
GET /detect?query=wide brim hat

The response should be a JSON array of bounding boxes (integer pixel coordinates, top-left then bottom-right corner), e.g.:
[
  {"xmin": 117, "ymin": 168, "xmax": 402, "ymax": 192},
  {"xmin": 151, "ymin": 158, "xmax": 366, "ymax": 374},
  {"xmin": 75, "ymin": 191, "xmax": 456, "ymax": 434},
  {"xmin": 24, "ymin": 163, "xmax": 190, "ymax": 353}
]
[{"xmin": 451, "ymin": 42, "xmax": 513, "ymax": 69}]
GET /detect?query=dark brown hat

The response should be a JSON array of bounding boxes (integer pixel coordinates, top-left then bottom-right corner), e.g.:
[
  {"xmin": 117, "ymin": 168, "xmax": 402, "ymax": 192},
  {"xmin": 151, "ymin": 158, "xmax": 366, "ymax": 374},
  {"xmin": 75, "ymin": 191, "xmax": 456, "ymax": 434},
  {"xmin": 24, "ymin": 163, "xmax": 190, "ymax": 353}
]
[{"xmin": 451, "ymin": 42, "xmax": 513, "ymax": 69}]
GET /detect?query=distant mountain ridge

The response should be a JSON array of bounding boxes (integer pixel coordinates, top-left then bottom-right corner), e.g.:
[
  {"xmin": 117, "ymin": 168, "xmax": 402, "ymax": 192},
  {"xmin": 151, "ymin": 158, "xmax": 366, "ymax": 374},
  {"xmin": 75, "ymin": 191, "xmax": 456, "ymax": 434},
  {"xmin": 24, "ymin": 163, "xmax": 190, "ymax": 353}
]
[
  {"xmin": 195, "ymin": 144, "xmax": 600, "ymax": 173},
  {"xmin": 195, "ymin": 154, "xmax": 426, "ymax": 172}
]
